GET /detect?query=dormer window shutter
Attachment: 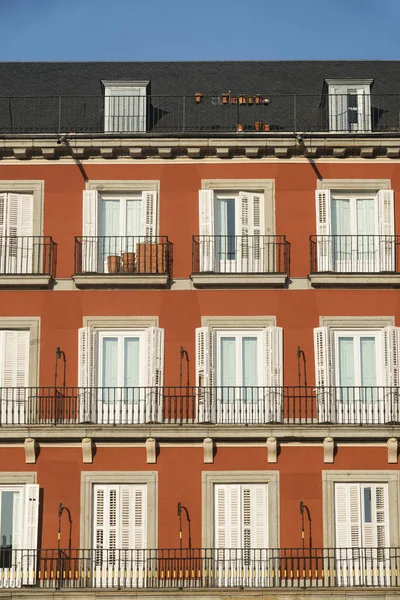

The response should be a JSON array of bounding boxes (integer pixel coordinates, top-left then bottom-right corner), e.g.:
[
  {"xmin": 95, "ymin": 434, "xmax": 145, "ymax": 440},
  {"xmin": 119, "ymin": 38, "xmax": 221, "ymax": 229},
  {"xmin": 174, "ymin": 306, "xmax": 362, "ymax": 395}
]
[
  {"xmin": 377, "ymin": 190, "xmax": 395, "ymax": 272},
  {"xmin": 262, "ymin": 326, "xmax": 283, "ymax": 422},
  {"xmin": 195, "ymin": 326, "xmax": 215, "ymax": 422},
  {"xmin": 199, "ymin": 190, "xmax": 215, "ymax": 271},
  {"xmin": 82, "ymin": 190, "xmax": 99, "ymax": 273},
  {"xmin": 314, "ymin": 326, "xmax": 334, "ymax": 422},
  {"xmin": 315, "ymin": 189, "xmax": 332, "ymax": 272},
  {"xmin": 78, "ymin": 326, "xmax": 98, "ymax": 422},
  {"xmin": 145, "ymin": 326, "xmax": 164, "ymax": 423},
  {"xmin": 141, "ymin": 191, "xmax": 158, "ymax": 240}
]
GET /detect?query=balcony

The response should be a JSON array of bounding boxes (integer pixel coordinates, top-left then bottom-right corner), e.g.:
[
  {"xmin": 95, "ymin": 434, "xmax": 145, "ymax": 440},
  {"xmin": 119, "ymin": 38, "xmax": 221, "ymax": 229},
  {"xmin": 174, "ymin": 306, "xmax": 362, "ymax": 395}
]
[
  {"xmin": 192, "ymin": 235, "xmax": 289, "ymax": 287},
  {"xmin": 1, "ymin": 547, "xmax": 399, "ymax": 589},
  {"xmin": 0, "ymin": 236, "xmax": 56, "ymax": 287},
  {"xmin": 310, "ymin": 235, "xmax": 400, "ymax": 286},
  {"xmin": 1, "ymin": 94, "xmax": 400, "ymax": 135},
  {"xmin": 1, "ymin": 386, "xmax": 398, "ymax": 427},
  {"xmin": 73, "ymin": 236, "xmax": 172, "ymax": 287}
]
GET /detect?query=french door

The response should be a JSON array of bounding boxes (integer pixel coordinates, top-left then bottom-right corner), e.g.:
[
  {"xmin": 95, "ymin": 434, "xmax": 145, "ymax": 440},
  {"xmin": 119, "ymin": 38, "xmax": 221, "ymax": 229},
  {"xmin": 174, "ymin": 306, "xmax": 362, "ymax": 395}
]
[{"xmin": 100, "ymin": 195, "xmax": 142, "ymax": 272}]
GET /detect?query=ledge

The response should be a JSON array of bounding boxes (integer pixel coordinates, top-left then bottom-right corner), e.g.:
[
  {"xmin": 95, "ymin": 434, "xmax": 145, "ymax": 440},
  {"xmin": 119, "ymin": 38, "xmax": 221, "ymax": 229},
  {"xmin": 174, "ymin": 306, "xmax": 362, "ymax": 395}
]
[
  {"xmin": 191, "ymin": 273, "xmax": 287, "ymax": 288},
  {"xmin": 0, "ymin": 274, "xmax": 52, "ymax": 289},
  {"xmin": 309, "ymin": 273, "xmax": 400, "ymax": 288},
  {"xmin": 1, "ymin": 423, "xmax": 400, "ymax": 441},
  {"xmin": 73, "ymin": 274, "xmax": 169, "ymax": 289}
]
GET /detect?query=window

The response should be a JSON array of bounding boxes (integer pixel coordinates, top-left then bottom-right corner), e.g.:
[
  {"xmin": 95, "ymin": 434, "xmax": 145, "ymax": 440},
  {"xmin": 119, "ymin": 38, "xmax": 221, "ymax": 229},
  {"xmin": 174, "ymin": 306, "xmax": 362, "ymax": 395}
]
[
  {"xmin": 81, "ymin": 188, "xmax": 158, "ymax": 274},
  {"xmin": 93, "ymin": 484, "xmax": 147, "ymax": 587},
  {"xmin": 0, "ymin": 483, "xmax": 39, "ymax": 587},
  {"xmin": 315, "ymin": 188, "xmax": 394, "ymax": 273},
  {"xmin": 314, "ymin": 323, "xmax": 400, "ymax": 423},
  {"xmin": 78, "ymin": 324, "xmax": 164, "ymax": 424},
  {"xmin": 325, "ymin": 79, "xmax": 373, "ymax": 132},
  {"xmin": 0, "ymin": 193, "xmax": 33, "ymax": 274},
  {"xmin": 0, "ymin": 329, "xmax": 29, "ymax": 424},
  {"xmin": 199, "ymin": 189, "xmax": 265, "ymax": 272},
  {"xmin": 102, "ymin": 81, "xmax": 148, "ymax": 133},
  {"xmin": 196, "ymin": 324, "xmax": 282, "ymax": 423}
]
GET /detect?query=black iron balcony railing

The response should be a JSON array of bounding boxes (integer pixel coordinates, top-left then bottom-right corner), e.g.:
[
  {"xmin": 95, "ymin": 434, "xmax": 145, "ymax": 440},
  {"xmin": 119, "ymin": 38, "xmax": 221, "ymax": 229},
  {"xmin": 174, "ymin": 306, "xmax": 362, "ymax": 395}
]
[
  {"xmin": 1, "ymin": 94, "xmax": 400, "ymax": 135},
  {"xmin": 310, "ymin": 235, "xmax": 400, "ymax": 274},
  {"xmin": 1, "ymin": 547, "xmax": 399, "ymax": 589},
  {"xmin": 192, "ymin": 235, "xmax": 289, "ymax": 275},
  {"xmin": 0, "ymin": 236, "xmax": 57, "ymax": 277},
  {"xmin": 74, "ymin": 236, "xmax": 172, "ymax": 276},
  {"xmin": 0, "ymin": 386, "xmax": 398, "ymax": 426}
]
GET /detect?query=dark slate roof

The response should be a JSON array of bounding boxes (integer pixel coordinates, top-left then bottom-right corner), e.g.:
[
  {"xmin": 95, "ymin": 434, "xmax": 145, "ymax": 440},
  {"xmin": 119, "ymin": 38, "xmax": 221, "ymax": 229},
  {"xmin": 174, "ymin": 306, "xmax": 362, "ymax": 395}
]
[
  {"xmin": 1, "ymin": 61, "xmax": 400, "ymax": 135},
  {"xmin": 1, "ymin": 60, "xmax": 400, "ymax": 96}
]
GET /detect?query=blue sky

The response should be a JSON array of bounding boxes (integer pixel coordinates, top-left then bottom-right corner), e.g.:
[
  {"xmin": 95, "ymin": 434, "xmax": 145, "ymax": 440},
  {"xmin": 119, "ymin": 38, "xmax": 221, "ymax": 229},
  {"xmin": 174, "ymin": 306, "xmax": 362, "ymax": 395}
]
[{"xmin": 0, "ymin": 0, "xmax": 399, "ymax": 61}]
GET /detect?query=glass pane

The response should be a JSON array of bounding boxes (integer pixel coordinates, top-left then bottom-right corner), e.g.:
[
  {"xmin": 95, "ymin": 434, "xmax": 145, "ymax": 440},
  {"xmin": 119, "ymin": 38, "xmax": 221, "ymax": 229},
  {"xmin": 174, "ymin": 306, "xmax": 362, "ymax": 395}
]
[
  {"xmin": 1, "ymin": 491, "xmax": 18, "ymax": 549},
  {"xmin": 363, "ymin": 487, "xmax": 372, "ymax": 523},
  {"xmin": 124, "ymin": 338, "xmax": 140, "ymax": 402},
  {"xmin": 125, "ymin": 200, "xmax": 142, "ymax": 251},
  {"xmin": 332, "ymin": 199, "xmax": 351, "ymax": 236},
  {"xmin": 360, "ymin": 337, "xmax": 377, "ymax": 402},
  {"xmin": 221, "ymin": 337, "xmax": 236, "ymax": 403},
  {"xmin": 242, "ymin": 337, "xmax": 258, "ymax": 402},
  {"xmin": 338, "ymin": 337, "xmax": 355, "ymax": 402},
  {"xmin": 216, "ymin": 199, "xmax": 236, "ymax": 260},
  {"xmin": 101, "ymin": 199, "xmax": 121, "ymax": 257},
  {"xmin": 102, "ymin": 338, "xmax": 119, "ymax": 393}
]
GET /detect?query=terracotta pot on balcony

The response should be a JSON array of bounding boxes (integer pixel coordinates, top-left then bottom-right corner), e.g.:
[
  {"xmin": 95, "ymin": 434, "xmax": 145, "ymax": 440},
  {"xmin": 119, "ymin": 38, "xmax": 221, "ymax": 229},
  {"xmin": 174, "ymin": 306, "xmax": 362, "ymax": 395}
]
[
  {"xmin": 221, "ymin": 93, "xmax": 230, "ymax": 104},
  {"xmin": 194, "ymin": 92, "xmax": 204, "ymax": 104},
  {"xmin": 247, "ymin": 96, "xmax": 254, "ymax": 105},
  {"xmin": 136, "ymin": 243, "xmax": 167, "ymax": 274},
  {"xmin": 236, "ymin": 124, "xmax": 244, "ymax": 132},
  {"xmin": 238, "ymin": 95, "xmax": 247, "ymax": 105},
  {"xmin": 255, "ymin": 94, "xmax": 264, "ymax": 105},
  {"xmin": 107, "ymin": 255, "xmax": 121, "ymax": 273},
  {"xmin": 264, "ymin": 123, "xmax": 270, "ymax": 132},
  {"xmin": 121, "ymin": 252, "xmax": 135, "ymax": 273},
  {"xmin": 254, "ymin": 121, "xmax": 264, "ymax": 131},
  {"xmin": 230, "ymin": 96, "xmax": 237, "ymax": 104}
]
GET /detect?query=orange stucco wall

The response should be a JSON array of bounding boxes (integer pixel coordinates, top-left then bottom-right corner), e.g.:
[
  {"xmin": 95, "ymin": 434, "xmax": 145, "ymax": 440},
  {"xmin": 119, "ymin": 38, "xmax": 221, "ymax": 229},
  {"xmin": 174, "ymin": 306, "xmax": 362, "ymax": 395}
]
[{"xmin": 0, "ymin": 160, "xmax": 399, "ymax": 549}]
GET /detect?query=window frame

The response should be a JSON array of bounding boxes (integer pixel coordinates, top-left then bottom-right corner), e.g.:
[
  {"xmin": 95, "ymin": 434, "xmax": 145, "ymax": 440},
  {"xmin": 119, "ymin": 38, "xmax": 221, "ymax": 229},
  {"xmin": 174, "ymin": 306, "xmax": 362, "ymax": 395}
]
[
  {"xmin": 98, "ymin": 328, "xmax": 147, "ymax": 388},
  {"xmin": 325, "ymin": 79, "xmax": 373, "ymax": 133},
  {"xmin": 0, "ymin": 317, "xmax": 40, "ymax": 387},
  {"xmin": 215, "ymin": 328, "xmax": 264, "ymax": 388},
  {"xmin": 332, "ymin": 328, "xmax": 382, "ymax": 387},
  {"xmin": 0, "ymin": 182, "xmax": 43, "ymax": 238}
]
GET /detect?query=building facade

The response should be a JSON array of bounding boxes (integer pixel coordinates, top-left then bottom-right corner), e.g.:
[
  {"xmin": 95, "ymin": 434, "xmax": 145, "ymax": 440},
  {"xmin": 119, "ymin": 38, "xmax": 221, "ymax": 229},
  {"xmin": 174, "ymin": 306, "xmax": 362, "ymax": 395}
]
[{"xmin": 0, "ymin": 61, "xmax": 399, "ymax": 597}]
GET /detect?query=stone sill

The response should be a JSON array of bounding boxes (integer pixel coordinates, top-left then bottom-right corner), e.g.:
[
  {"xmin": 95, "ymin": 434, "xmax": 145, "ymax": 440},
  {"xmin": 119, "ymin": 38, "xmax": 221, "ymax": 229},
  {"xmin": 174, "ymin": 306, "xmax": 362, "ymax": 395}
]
[
  {"xmin": 0, "ymin": 274, "xmax": 52, "ymax": 289},
  {"xmin": 309, "ymin": 273, "xmax": 400, "ymax": 288},
  {"xmin": 191, "ymin": 273, "xmax": 287, "ymax": 288},
  {"xmin": 73, "ymin": 274, "xmax": 169, "ymax": 289}
]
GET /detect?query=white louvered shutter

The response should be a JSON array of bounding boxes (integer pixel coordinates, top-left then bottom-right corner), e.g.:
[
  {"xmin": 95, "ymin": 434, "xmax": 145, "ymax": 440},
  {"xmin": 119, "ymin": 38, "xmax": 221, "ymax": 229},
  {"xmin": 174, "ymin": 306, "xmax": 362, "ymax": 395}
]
[
  {"xmin": 335, "ymin": 483, "xmax": 361, "ymax": 550},
  {"xmin": 141, "ymin": 191, "xmax": 158, "ymax": 240},
  {"xmin": 145, "ymin": 327, "xmax": 164, "ymax": 423},
  {"xmin": 93, "ymin": 485, "xmax": 106, "ymax": 567},
  {"xmin": 372, "ymin": 485, "xmax": 389, "ymax": 552},
  {"xmin": 0, "ymin": 330, "xmax": 29, "ymax": 425},
  {"xmin": 377, "ymin": 190, "xmax": 395, "ymax": 272},
  {"xmin": 214, "ymin": 484, "xmax": 241, "ymax": 550},
  {"xmin": 5, "ymin": 194, "xmax": 33, "ymax": 274},
  {"xmin": 0, "ymin": 193, "xmax": 7, "ymax": 273},
  {"xmin": 381, "ymin": 326, "xmax": 400, "ymax": 422},
  {"xmin": 238, "ymin": 192, "xmax": 265, "ymax": 272},
  {"xmin": 262, "ymin": 326, "xmax": 283, "ymax": 422},
  {"xmin": 246, "ymin": 484, "xmax": 268, "ymax": 549},
  {"xmin": 314, "ymin": 326, "xmax": 333, "ymax": 422},
  {"xmin": 315, "ymin": 190, "xmax": 332, "ymax": 272},
  {"xmin": 22, "ymin": 483, "xmax": 39, "ymax": 585},
  {"xmin": 195, "ymin": 326, "xmax": 215, "ymax": 422},
  {"xmin": 199, "ymin": 190, "xmax": 215, "ymax": 271},
  {"xmin": 357, "ymin": 88, "xmax": 371, "ymax": 132},
  {"xmin": 82, "ymin": 190, "xmax": 99, "ymax": 272},
  {"xmin": 78, "ymin": 326, "xmax": 98, "ymax": 422}
]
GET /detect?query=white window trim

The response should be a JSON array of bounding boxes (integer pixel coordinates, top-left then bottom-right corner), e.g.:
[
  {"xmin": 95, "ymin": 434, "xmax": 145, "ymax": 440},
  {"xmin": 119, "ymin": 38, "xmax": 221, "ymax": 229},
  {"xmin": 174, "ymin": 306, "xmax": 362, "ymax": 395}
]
[
  {"xmin": 0, "ymin": 181, "xmax": 44, "ymax": 237},
  {"xmin": 317, "ymin": 179, "xmax": 391, "ymax": 193},
  {"xmin": 322, "ymin": 470, "xmax": 400, "ymax": 548},
  {"xmin": 216, "ymin": 329, "xmax": 263, "ymax": 387},
  {"xmin": 0, "ymin": 473, "xmax": 36, "ymax": 484},
  {"xmin": 102, "ymin": 80, "xmax": 149, "ymax": 91},
  {"xmin": 202, "ymin": 471, "xmax": 279, "ymax": 548},
  {"xmin": 201, "ymin": 316, "xmax": 276, "ymax": 329},
  {"xmin": 83, "ymin": 316, "xmax": 158, "ymax": 329},
  {"xmin": 0, "ymin": 317, "xmax": 40, "ymax": 387},
  {"xmin": 333, "ymin": 329, "xmax": 382, "ymax": 386},
  {"xmin": 80, "ymin": 471, "xmax": 157, "ymax": 549},
  {"xmin": 86, "ymin": 181, "xmax": 159, "ymax": 193},
  {"xmin": 98, "ymin": 329, "xmax": 146, "ymax": 388},
  {"xmin": 319, "ymin": 316, "xmax": 394, "ymax": 329}
]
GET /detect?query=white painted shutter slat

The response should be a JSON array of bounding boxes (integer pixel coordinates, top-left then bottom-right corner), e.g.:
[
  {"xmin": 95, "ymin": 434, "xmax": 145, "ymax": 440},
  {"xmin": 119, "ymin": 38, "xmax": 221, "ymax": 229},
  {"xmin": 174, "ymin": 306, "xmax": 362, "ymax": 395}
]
[
  {"xmin": 315, "ymin": 190, "xmax": 332, "ymax": 271},
  {"xmin": 263, "ymin": 326, "xmax": 283, "ymax": 422},
  {"xmin": 133, "ymin": 485, "xmax": 147, "ymax": 550},
  {"xmin": 335, "ymin": 483, "xmax": 353, "ymax": 548},
  {"xmin": 195, "ymin": 326, "xmax": 215, "ymax": 422},
  {"xmin": 145, "ymin": 327, "xmax": 164, "ymax": 423},
  {"xmin": 0, "ymin": 193, "xmax": 7, "ymax": 274},
  {"xmin": 18, "ymin": 195, "xmax": 34, "ymax": 274},
  {"xmin": 78, "ymin": 326, "xmax": 98, "ymax": 422},
  {"xmin": 374, "ymin": 485, "xmax": 389, "ymax": 552},
  {"xmin": 377, "ymin": 190, "xmax": 395, "ymax": 272},
  {"xmin": 199, "ymin": 190, "xmax": 215, "ymax": 271},
  {"xmin": 82, "ymin": 190, "xmax": 99, "ymax": 272},
  {"xmin": 22, "ymin": 483, "xmax": 39, "ymax": 585},
  {"xmin": 314, "ymin": 327, "xmax": 333, "ymax": 422},
  {"xmin": 381, "ymin": 326, "xmax": 400, "ymax": 422},
  {"xmin": 238, "ymin": 192, "xmax": 265, "ymax": 272},
  {"xmin": 141, "ymin": 191, "xmax": 158, "ymax": 240},
  {"xmin": 249, "ymin": 484, "xmax": 268, "ymax": 549},
  {"xmin": 214, "ymin": 485, "xmax": 227, "ymax": 550}
]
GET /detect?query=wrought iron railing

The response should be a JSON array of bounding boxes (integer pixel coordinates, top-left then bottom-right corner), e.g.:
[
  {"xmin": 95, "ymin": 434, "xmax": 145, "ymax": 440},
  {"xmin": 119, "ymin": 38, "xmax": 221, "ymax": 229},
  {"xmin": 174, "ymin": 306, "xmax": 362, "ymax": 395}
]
[
  {"xmin": 0, "ymin": 236, "xmax": 57, "ymax": 277},
  {"xmin": 192, "ymin": 235, "xmax": 289, "ymax": 275},
  {"xmin": 0, "ymin": 386, "xmax": 398, "ymax": 425},
  {"xmin": 0, "ymin": 547, "xmax": 399, "ymax": 588},
  {"xmin": 310, "ymin": 235, "xmax": 400, "ymax": 274},
  {"xmin": 0, "ymin": 94, "xmax": 400, "ymax": 134},
  {"xmin": 74, "ymin": 236, "xmax": 172, "ymax": 276}
]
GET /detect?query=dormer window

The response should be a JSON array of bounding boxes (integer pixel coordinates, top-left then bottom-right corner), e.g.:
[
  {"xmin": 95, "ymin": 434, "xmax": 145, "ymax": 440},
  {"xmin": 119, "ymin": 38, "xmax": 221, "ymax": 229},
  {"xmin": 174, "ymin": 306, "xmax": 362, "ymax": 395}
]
[
  {"xmin": 325, "ymin": 79, "xmax": 373, "ymax": 133},
  {"xmin": 102, "ymin": 80, "xmax": 149, "ymax": 133}
]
